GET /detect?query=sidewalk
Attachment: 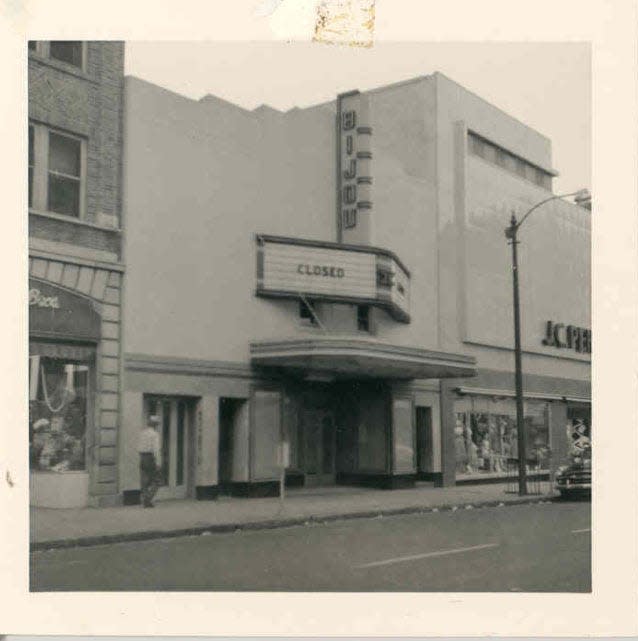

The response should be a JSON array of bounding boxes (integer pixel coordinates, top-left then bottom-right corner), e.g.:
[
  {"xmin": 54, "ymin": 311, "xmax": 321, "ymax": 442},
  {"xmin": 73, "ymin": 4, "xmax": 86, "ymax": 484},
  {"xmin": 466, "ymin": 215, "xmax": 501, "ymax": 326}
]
[{"xmin": 31, "ymin": 481, "xmax": 556, "ymax": 550}]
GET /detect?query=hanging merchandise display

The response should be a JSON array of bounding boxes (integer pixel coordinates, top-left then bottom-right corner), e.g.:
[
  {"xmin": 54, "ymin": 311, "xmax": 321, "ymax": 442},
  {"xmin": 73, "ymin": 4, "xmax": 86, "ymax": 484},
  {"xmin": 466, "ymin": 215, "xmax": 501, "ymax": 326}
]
[{"xmin": 29, "ymin": 352, "xmax": 90, "ymax": 473}]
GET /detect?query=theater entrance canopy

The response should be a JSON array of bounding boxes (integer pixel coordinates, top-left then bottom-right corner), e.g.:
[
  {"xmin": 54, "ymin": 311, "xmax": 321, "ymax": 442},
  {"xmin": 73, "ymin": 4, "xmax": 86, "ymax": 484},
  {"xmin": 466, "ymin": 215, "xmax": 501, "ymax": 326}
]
[{"xmin": 250, "ymin": 338, "xmax": 477, "ymax": 380}]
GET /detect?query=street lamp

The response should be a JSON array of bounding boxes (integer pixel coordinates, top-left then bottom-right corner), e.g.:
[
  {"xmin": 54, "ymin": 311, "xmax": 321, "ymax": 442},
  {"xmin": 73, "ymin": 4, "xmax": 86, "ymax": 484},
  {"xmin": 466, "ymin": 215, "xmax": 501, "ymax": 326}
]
[{"xmin": 504, "ymin": 188, "xmax": 590, "ymax": 496}]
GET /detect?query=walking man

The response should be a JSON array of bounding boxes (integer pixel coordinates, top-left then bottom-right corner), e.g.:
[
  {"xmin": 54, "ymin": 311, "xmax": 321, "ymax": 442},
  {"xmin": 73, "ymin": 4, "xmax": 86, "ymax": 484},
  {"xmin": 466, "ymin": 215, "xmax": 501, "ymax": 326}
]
[{"xmin": 138, "ymin": 415, "xmax": 162, "ymax": 508}]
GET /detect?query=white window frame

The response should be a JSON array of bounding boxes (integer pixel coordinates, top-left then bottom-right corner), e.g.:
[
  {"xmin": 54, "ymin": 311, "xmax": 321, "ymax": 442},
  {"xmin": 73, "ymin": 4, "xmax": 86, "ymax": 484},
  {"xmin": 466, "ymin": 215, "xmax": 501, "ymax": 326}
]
[
  {"xmin": 28, "ymin": 41, "xmax": 87, "ymax": 72},
  {"xmin": 29, "ymin": 122, "xmax": 87, "ymax": 220}
]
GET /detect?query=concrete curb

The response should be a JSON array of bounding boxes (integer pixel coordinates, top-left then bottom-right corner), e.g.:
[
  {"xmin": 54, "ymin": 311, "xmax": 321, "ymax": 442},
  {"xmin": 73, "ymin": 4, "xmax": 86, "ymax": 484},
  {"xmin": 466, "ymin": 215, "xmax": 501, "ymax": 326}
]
[{"xmin": 31, "ymin": 495, "xmax": 558, "ymax": 552}]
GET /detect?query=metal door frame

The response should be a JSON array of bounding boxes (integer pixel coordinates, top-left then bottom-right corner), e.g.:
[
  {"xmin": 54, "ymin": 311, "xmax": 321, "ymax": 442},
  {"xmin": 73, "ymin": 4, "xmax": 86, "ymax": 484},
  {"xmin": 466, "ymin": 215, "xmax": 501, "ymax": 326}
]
[
  {"xmin": 144, "ymin": 395, "xmax": 191, "ymax": 500},
  {"xmin": 303, "ymin": 406, "xmax": 336, "ymax": 486}
]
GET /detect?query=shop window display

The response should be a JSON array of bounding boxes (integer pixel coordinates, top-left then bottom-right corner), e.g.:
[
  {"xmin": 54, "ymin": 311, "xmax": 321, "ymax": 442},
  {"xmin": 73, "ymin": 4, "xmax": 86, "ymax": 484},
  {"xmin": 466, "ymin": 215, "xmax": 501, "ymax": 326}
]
[
  {"xmin": 566, "ymin": 406, "xmax": 591, "ymax": 456},
  {"xmin": 454, "ymin": 396, "xmax": 551, "ymax": 478},
  {"xmin": 29, "ymin": 354, "xmax": 90, "ymax": 472},
  {"xmin": 566, "ymin": 417, "xmax": 591, "ymax": 456}
]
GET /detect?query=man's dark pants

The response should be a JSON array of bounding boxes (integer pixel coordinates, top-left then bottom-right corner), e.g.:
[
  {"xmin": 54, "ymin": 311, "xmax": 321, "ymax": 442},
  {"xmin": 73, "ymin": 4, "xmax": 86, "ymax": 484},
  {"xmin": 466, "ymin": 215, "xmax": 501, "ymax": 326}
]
[{"xmin": 139, "ymin": 452, "xmax": 159, "ymax": 507}]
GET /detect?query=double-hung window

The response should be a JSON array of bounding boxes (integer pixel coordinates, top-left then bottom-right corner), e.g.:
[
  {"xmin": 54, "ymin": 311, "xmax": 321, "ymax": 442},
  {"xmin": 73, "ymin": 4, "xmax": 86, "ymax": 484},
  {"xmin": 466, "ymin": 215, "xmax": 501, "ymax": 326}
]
[
  {"xmin": 29, "ymin": 123, "xmax": 86, "ymax": 218},
  {"xmin": 49, "ymin": 41, "xmax": 83, "ymax": 68},
  {"xmin": 48, "ymin": 131, "xmax": 82, "ymax": 217},
  {"xmin": 29, "ymin": 41, "xmax": 85, "ymax": 71}
]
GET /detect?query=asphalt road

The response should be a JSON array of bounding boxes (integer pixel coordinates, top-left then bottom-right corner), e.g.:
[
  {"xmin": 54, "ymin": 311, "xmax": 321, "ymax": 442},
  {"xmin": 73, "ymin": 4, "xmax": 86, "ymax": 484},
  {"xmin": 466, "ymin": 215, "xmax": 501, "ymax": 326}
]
[{"xmin": 31, "ymin": 501, "xmax": 590, "ymax": 592}]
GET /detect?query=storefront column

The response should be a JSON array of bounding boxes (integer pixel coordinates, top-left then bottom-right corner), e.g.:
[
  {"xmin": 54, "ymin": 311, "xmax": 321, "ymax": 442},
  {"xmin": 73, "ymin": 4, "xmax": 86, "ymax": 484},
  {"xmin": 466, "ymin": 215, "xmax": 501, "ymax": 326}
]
[
  {"xmin": 119, "ymin": 390, "xmax": 144, "ymax": 504},
  {"xmin": 195, "ymin": 395, "xmax": 219, "ymax": 499},
  {"xmin": 550, "ymin": 401, "xmax": 569, "ymax": 478},
  {"xmin": 439, "ymin": 380, "xmax": 457, "ymax": 487},
  {"xmin": 390, "ymin": 394, "xmax": 417, "ymax": 488},
  {"xmin": 245, "ymin": 388, "xmax": 281, "ymax": 496}
]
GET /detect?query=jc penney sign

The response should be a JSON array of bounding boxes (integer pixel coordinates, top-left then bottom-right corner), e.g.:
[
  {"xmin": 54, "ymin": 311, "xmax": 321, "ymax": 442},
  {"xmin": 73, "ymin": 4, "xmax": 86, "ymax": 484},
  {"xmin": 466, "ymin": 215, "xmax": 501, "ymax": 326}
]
[{"xmin": 542, "ymin": 320, "xmax": 591, "ymax": 354}]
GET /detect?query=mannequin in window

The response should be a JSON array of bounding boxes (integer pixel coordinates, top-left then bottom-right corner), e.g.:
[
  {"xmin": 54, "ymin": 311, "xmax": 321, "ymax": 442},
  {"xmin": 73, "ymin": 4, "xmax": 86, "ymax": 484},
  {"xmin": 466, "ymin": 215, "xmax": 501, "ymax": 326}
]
[
  {"xmin": 479, "ymin": 436, "xmax": 492, "ymax": 472},
  {"xmin": 464, "ymin": 424, "xmax": 478, "ymax": 473},
  {"xmin": 454, "ymin": 417, "xmax": 467, "ymax": 473}
]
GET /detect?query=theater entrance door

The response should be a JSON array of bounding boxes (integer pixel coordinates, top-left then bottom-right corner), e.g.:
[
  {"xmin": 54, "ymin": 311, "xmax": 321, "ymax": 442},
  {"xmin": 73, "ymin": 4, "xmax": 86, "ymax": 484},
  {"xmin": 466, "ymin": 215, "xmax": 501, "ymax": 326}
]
[{"xmin": 302, "ymin": 407, "xmax": 336, "ymax": 487}]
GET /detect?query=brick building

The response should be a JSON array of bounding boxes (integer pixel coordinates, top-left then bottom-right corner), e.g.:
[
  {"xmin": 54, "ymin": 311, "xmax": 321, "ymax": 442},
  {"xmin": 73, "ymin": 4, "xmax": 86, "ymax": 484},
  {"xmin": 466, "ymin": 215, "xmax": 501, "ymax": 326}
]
[{"xmin": 28, "ymin": 41, "xmax": 125, "ymax": 507}]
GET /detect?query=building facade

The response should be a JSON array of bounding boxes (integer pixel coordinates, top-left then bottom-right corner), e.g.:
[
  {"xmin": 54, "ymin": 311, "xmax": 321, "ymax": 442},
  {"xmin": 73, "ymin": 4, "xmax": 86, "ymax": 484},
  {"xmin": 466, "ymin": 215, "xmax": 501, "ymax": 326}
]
[
  {"xmin": 119, "ymin": 72, "xmax": 590, "ymax": 503},
  {"xmin": 28, "ymin": 41, "xmax": 125, "ymax": 507}
]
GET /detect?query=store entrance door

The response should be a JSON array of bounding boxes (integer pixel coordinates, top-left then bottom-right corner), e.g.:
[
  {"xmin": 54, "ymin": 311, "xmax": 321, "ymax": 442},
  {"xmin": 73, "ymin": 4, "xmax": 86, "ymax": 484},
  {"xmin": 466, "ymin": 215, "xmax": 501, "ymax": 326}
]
[
  {"xmin": 303, "ymin": 407, "xmax": 336, "ymax": 486},
  {"xmin": 416, "ymin": 406, "xmax": 433, "ymax": 475},
  {"xmin": 145, "ymin": 396, "xmax": 192, "ymax": 500}
]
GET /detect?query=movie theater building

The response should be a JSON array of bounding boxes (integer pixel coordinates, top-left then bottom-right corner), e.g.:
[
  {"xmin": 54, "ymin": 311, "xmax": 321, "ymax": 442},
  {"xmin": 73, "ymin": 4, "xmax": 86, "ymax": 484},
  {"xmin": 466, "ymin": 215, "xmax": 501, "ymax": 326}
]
[
  {"xmin": 119, "ymin": 72, "xmax": 590, "ymax": 503},
  {"xmin": 28, "ymin": 41, "xmax": 125, "ymax": 507}
]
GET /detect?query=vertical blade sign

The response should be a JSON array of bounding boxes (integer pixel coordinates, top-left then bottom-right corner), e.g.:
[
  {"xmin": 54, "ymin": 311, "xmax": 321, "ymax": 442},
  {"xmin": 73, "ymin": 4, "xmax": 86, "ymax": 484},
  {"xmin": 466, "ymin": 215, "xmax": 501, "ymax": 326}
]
[{"xmin": 338, "ymin": 92, "xmax": 373, "ymax": 245}]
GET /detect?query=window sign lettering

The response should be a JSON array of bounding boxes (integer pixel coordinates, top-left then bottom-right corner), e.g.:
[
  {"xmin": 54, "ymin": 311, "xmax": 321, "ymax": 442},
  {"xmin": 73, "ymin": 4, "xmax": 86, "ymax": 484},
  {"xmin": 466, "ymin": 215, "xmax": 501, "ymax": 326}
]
[
  {"xmin": 29, "ymin": 279, "xmax": 101, "ymax": 342},
  {"xmin": 30, "ymin": 288, "xmax": 60, "ymax": 309}
]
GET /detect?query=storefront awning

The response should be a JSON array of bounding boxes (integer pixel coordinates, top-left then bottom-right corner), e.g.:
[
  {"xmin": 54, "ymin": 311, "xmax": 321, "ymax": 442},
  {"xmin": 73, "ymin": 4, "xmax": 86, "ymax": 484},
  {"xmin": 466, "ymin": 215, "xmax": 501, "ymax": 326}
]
[
  {"xmin": 455, "ymin": 386, "xmax": 591, "ymax": 404},
  {"xmin": 250, "ymin": 337, "xmax": 477, "ymax": 380}
]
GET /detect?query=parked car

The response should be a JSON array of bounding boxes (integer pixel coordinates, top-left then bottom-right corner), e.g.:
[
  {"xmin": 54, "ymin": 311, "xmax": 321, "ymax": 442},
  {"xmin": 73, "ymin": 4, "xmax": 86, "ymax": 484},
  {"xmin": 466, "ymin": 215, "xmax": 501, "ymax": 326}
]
[{"xmin": 555, "ymin": 445, "xmax": 591, "ymax": 499}]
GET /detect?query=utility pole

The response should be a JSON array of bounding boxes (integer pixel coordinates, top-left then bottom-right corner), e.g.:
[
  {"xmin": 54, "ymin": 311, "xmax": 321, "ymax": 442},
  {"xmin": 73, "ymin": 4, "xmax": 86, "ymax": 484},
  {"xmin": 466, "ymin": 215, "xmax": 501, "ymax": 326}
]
[{"xmin": 506, "ymin": 213, "xmax": 527, "ymax": 495}]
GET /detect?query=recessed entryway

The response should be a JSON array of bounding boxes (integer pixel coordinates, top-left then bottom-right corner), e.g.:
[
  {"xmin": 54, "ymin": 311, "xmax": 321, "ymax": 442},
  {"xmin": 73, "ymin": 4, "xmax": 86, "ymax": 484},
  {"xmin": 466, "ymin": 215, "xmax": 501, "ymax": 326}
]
[
  {"xmin": 218, "ymin": 397, "xmax": 249, "ymax": 493},
  {"xmin": 143, "ymin": 395, "xmax": 195, "ymax": 500}
]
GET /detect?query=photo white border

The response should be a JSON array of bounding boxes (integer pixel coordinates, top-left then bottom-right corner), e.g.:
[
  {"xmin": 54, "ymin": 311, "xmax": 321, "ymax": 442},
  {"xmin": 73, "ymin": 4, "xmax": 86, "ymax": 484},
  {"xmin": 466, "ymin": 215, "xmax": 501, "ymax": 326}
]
[{"xmin": 1, "ymin": 0, "xmax": 636, "ymax": 635}]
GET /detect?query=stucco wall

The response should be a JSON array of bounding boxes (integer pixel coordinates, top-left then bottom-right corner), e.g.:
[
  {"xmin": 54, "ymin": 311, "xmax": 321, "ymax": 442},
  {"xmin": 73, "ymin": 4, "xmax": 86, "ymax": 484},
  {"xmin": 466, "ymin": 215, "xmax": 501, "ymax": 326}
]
[
  {"xmin": 120, "ymin": 366, "xmax": 253, "ymax": 492},
  {"xmin": 123, "ymin": 77, "xmax": 336, "ymax": 363},
  {"xmin": 433, "ymin": 73, "xmax": 590, "ymax": 385},
  {"xmin": 123, "ymin": 73, "xmax": 590, "ymax": 389},
  {"xmin": 367, "ymin": 78, "xmax": 439, "ymax": 349},
  {"xmin": 464, "ymin": 156, "xmax": 591, "ymax": 358}
]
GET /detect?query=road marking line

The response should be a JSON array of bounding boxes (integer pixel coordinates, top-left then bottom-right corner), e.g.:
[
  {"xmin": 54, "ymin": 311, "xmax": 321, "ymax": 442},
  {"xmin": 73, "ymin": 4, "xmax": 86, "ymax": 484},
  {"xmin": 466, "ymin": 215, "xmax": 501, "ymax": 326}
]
[
  {"xmin": 571, "ymin": 528, "xmax": 591, "ymax": 533},
  {"xmin": 32, "ymin": 559, "xmax": 88, "ymax": 566},
  {"xmin": 355, "ymin": 543, "xmax": 499, "ymax": 569}
]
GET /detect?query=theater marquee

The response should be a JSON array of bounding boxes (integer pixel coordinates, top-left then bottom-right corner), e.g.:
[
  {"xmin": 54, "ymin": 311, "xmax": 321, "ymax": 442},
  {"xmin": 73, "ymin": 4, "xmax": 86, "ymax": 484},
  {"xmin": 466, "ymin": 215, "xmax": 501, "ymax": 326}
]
[{"xmin": 255, "ymin": 235, "xmax": 410, "ymax": 323}]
